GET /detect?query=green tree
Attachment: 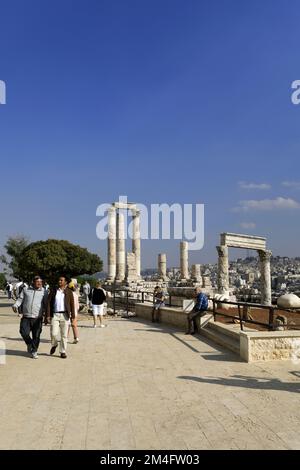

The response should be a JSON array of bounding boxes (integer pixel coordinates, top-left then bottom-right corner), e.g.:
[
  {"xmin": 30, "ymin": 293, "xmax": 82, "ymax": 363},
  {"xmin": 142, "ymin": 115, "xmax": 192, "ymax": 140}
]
[
  {"xmin": 18, "ymin": 239, "xmax": 103, "ymax": 285},
  {"xmin": 0, "ymin": 235, "xmax": 30, "ymax": 278},
  {"xmin": 0, "ymin": 273, "xmax": 7, "ymax": 290}
]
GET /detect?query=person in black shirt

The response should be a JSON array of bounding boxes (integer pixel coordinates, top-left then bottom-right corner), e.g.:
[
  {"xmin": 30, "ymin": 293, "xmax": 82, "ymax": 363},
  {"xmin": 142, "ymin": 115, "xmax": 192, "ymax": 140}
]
[{"xmin": 89, "ymin": 282, "xmax": 107, "ymax": 328}]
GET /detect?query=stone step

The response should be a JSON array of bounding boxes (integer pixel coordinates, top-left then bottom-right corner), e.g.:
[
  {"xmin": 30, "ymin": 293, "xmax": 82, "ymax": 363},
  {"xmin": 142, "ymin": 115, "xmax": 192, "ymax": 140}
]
[
  {"xmin": 199, "ymin": 324, "xmax": 240, "ymax": 355},
  {"xmin": 207, "ymin": 321, "xmax": 241, "ymax": 340}
]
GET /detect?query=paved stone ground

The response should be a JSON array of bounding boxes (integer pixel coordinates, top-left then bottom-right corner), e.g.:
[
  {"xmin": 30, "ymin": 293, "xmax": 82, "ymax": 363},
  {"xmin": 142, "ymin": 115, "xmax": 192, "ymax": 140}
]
[{"xmin": 0, "ymin": 296, "xmax": 300, "ymax": 450}]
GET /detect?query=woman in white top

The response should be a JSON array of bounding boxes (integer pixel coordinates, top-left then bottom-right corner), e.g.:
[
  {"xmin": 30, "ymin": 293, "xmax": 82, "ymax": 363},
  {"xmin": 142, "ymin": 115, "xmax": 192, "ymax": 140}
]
[{"xmin": 68, "ymin": 280, "xmax": 79, "ymax": 343}]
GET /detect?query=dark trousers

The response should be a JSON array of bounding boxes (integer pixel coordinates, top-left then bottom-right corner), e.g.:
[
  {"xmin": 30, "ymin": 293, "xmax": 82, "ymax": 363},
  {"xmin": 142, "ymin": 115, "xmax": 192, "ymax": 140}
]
[
  {"xmin": 152, "ymin": 302, "xmax": 164, "ymax": 322},
  {"xmin": 187, "ymin": 307, "xmax": 206, "ymax": 334},
  {"xmin": 19, "ymin": 317, "xmax": 43, "ymax": 353}
]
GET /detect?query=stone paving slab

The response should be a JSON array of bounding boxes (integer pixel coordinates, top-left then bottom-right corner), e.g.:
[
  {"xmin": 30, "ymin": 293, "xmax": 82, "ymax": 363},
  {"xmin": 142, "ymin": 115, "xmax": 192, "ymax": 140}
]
[{"xmin": 0, "ymin": 297, "xmax": 300, "ymax": 450}]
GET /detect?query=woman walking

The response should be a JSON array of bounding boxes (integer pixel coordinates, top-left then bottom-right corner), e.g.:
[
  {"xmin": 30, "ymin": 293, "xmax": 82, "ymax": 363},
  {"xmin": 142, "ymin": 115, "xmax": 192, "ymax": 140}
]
[
  {"xmin": 68, "ymin": 279, "xmax": 79, "ymax": 343},
  {"xmin": 89, "ymin": 281, "xmax": 107, "ymax": 328}
]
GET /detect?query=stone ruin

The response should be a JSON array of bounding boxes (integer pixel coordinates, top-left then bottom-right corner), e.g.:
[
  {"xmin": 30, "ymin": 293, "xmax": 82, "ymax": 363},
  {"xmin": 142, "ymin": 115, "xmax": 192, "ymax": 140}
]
[
  {"xmin": 216, "ymin": 233, "xmax": 272, "ymax": 305},
  {"xmin": 104, "ymin": 203, "xmax": 272, "ymax": 308}
]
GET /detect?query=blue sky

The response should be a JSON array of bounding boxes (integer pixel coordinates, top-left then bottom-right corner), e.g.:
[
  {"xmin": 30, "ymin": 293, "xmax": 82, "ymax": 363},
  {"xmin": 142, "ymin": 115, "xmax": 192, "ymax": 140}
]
[{"xmin": 1, "ymin": 0, "xmax": 300, "ymax": 269}]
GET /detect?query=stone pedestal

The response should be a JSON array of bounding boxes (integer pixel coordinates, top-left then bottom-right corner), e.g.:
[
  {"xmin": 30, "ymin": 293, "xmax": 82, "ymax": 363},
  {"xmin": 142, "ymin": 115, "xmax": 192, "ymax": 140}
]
[
  {"xmin": 202, "ymin": 276, "xmax": 212, "ymax": 288},
  {"xmin": 180, "ymin": 241, "xmax": 189, "ymax": 280},
  {"xmin": 258, "ymin": 250, "xmax": 272, "ymax": 305},
  {"xmin": 158, "ymin": 253, "xmax": 167, "ymax": 281},
  {"xmin": 191, "ymin": 264, "xmax": 201, "ymax": 282},
  {"xmin": 126, "ymin": 252, "xmax": 137, "ymax": 282},
  {"xmin": 107, "ymin": 207, "xmax": 116, "ymax": 281},
  {"xmin": 217, "ymin": 245, "xmax": 229, "ymax": 295},
  {"xmin": 132, "ymin": 209, "xmax": 141, "ymax": 278},
  {"xmin": 116, "ymin": 212, "xmax": 126, "ymax": 281}
]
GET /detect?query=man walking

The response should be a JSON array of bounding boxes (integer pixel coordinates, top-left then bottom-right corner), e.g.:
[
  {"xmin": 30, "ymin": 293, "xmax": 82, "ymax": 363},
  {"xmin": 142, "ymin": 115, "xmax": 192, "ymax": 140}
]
[
  {"xmin": 186, "ymin": 287, "xmax": 208, "ymax": 335},
  {"xmin": 46, "ymin": 276, "xmax": 75, "ymax": 359},
  {"xmin": 12, "ymin": 276, "xmax": 48, "ymax": 359},
  {"xmin": 82, "ymin": 281, "xmax": 91, "ymax": 308},
  {"xmin": 6, "ymin": 282, "xmax": 13, "ymax": 299}
]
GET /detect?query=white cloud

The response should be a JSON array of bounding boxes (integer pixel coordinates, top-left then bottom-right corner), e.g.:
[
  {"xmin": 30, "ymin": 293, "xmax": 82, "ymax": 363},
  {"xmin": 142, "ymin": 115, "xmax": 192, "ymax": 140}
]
[
  {"xmin": 238, "ymin": 181, "xmax": 271, "ymax": 190},
  {"xmin": 233, "ymin": 197, "xmax": 300, "ymax": 212},
  {"xmin": 282, "ymin": 181, "xmax": 300, "ymax": 190},
  {"xmin": 239, "ymin": 222, "xmax": 256, "ymax": 229}
]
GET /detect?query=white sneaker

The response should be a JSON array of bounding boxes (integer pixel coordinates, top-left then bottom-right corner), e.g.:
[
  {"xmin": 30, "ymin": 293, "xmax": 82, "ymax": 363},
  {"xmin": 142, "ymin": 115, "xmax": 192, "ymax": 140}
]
[
  {"xmin": 94, "ymin": 325, "xmax": 97, "ymax": 328},
  {"xmin": 31, "ymin": 352, "xmax": 38, "ymax": 359},
  {"xmin": 100, "ymin": 325, "xmax": 106, "ymax": 328},
  {"xmin": 73, "ymin": 338, "xmax": 79, "ymax": 344}
]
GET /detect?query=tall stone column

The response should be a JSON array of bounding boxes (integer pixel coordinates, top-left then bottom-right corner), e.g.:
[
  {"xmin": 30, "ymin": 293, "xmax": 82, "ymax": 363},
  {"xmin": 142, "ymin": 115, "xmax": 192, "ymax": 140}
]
[
  {"xmin": 217, "ymin": 245, "xmax": 229, "ymax": 295},
  {"xmin": 116, "ymin": 211, "xmax": 126, "ymax": 282},
  {"xmin": 258, "ymin": 249, "xmax": 272, "ymax": 305},
  {"xmin": 132, "ymin": 209, "xmax": 141, "ymax": 278},
  {"xmin": 158, "ymin": 253, "xmax": 167, "ymax": 280},
  {"xmin": 191, "ymin": 264, "xmax": 202, "ymax": 282},
  {"xmin": 180, "ymin": 241, "xmax": 189, "ymax": 280},
  {"xmin": 107, "ymin": 207, "xmax": 116, "ymax": 281}
]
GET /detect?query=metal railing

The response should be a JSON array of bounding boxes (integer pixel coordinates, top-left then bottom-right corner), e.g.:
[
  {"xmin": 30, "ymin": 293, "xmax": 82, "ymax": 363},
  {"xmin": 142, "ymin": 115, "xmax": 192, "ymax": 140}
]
[
  {"xmin": 209, "ymin": 297, "xmax": 300, "ymax": 331},
  {"xmin": 107, "ymin": 288, "xmax": 173, "ymax": 316},
  {"xmin": 105, "ymin": 287, "xmax": 300, "ymax": 330}
]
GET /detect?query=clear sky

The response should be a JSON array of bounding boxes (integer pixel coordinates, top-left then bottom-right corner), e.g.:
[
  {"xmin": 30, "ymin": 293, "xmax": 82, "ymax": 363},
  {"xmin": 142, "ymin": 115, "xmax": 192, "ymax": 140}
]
[{"xmin": 1, "ymin": 0, "xmax": 300, "ymax": 269}]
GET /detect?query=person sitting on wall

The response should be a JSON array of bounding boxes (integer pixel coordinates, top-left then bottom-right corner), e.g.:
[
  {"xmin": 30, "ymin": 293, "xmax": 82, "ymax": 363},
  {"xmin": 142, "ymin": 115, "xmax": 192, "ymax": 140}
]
[
  {"xmin": 185, "ymin": 287, "xmax": 208, "ymax": 335},
  {"xmin": 152, "ymin": 286, "xmax": 165, "ymax": 323}
]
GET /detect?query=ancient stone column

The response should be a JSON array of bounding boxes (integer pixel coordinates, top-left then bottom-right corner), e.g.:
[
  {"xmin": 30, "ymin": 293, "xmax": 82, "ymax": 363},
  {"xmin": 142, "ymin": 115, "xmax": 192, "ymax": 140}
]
[
  {"xmin": 132, "ymin": 209, "xmax": 141, "ymax": 278},
  {"xmin": 126, "ymin": 252, "xmax": 137, "ymax": 282},
  {"xmin": 107, "ymin": 206, "xmax": 116, "ymax": 281},
  {"xmin": 191, "ymin": 264, "xmax": 201, "ymax": 282},
  {"xmin": 258, "ymin": 249, "xmax": 272, "ymax": 305},
  {"xmin": 216, "ymin": 245, "xmax": 229, "ymax": 295},
  {"xmin": 180, "ymin": 241, "xmax": 189, "ymax": 280},
  {"xmin": 116, "ymin": 211, "xmax": 126, "ymax": 281},
  {"xmin": 158, "ymin": 253, "xmax": 167, "ymax": 280}
]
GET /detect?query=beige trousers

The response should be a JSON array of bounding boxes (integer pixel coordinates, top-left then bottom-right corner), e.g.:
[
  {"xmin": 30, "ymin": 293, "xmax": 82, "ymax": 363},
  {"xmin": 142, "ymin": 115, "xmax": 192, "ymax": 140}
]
[{"xmin": 51, "ymin": 313, "xmax": 70, "ymax": 353}]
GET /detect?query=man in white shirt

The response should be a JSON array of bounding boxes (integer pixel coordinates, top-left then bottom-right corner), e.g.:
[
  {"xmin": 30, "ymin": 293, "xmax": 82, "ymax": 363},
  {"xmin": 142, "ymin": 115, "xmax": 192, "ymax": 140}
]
[
  {"xmin": 46, "ymin": 276, "xmax": 75, "ymax": 359},
  {"xmin": 82, "ymin": 281, "xmax": 91, "ymax": 307}
]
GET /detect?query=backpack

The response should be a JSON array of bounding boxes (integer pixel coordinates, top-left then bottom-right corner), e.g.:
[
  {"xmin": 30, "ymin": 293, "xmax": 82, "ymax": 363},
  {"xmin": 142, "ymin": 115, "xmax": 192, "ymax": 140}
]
[
  {"xmin": 18, "ymin": 283, "xmax": 25, "ymax": 296},
  {"xmin": 202, "ymin": 295, "xmax": 208, "ymax": 310},
  {"xmin": 198, "ymin": 293, "xmax": 208, "ymax": 311}
]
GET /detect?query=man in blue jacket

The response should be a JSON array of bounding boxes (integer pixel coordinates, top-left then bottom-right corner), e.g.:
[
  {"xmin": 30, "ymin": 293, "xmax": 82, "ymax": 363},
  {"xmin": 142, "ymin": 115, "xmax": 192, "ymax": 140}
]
[{"xmin": 186, "ymin": 287, "xmax": 208, "ymax": 335}]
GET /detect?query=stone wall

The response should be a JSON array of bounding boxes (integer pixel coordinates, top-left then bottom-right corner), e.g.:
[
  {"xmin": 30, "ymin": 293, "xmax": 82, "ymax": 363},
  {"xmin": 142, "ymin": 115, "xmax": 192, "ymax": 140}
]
[
  {"xmin": 240, "ymin": 330, "xmax": 300, "ymax": 362},
  {"xmin": 135, "ymin": 302, "xmax": 188, "ymax": 329}
]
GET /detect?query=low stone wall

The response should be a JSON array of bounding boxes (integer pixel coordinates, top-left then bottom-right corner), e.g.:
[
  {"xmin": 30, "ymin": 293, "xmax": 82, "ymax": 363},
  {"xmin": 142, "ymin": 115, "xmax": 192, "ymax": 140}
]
[
  {"xmin": 135, "ymin": 302, "xmax": 188, "ymax": 329},
  {"xmin": 240, "ymin": 330, "xmax": 300, "ymax": 362}
]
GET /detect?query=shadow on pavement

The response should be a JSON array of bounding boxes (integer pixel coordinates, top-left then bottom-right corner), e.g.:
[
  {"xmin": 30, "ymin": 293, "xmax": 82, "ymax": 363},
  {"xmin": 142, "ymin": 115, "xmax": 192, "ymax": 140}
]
[
  {"xmin": 177, "ymin": 374, "xmax": 300, "ymax": 393},
  {"xmin": 1, "ymin": 336, "xmax": 51, "ymax": 344},
  {"xmin": 133, "ymin": 318, "xmax": 241, "ymax": 361},
  {"xmin": 5, "ymin": 349, "xmax": 31, "ymax": 357}
]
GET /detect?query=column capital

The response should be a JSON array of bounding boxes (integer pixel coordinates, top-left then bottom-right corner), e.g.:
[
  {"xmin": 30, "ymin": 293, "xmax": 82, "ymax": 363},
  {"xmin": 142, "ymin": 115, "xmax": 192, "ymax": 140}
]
[{"xmin": 258, "ymin": 249, "xmax": 272, "ymax": 262}]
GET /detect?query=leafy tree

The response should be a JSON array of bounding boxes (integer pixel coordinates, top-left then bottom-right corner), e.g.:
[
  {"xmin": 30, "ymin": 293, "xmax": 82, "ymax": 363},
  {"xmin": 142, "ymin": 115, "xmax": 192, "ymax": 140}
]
[
  {"xmin": 18, "ymin": 239, "xmax": 103, "ymax": 286},
  {"xmin": 0, "ymin": 235, "xmax": 30, "ymax": 278},
  {"xmin": 0, "ymin": 273, "xmax": 7, "ymax": 290}
]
